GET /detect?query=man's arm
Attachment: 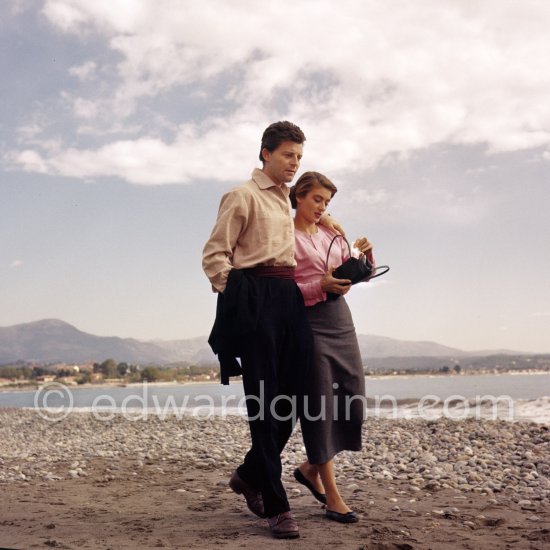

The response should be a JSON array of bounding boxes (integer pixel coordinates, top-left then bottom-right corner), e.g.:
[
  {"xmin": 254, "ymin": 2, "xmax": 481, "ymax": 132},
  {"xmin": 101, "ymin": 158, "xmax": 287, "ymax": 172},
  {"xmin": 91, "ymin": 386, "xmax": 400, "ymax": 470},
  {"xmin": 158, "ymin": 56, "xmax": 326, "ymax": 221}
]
[
  {"xmin": 319, "ymin": 213, "xmax": 346, "ymax": 236},
  {"xmin": 202, "ymin": 190, "xmax": 247, "ymax": 293}
]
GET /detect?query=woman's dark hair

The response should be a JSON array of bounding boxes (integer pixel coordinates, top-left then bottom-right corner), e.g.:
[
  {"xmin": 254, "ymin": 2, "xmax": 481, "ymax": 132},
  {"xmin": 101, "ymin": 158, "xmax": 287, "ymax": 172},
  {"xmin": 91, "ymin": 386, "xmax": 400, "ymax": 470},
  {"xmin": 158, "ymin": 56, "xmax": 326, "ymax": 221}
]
[
  {"xmin": 289, "ymin": 171, "xmax": 337, "ymax": 209},
  {"xmin": 259, "ymin": 121, "xmax": 306, "ymax": 163}
]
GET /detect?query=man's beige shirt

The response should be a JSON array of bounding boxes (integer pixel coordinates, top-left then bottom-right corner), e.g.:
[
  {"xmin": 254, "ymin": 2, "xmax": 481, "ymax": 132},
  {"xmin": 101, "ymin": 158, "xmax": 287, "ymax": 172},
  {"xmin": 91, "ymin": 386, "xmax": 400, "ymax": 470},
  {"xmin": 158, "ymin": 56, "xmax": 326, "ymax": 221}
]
[{"xmin": 202, "ymin": 168, "xmax": 296, "ymax": 293}]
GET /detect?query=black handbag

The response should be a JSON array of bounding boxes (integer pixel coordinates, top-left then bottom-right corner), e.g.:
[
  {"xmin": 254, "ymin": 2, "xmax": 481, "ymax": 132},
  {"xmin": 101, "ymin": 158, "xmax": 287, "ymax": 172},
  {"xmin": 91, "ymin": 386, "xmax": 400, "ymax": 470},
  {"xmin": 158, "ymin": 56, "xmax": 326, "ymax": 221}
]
[{"xmin": 324, "ymin": 234, "xmax": 389, "ymax": 300}]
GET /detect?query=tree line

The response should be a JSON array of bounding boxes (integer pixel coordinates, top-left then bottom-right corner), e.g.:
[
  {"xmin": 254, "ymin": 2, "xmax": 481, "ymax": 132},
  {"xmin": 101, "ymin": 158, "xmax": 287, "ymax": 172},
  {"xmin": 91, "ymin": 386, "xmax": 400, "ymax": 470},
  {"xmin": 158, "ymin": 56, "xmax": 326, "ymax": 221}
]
[{"xmin": 0, "ymin": 360, "xmax": 220, "ymax": 385}]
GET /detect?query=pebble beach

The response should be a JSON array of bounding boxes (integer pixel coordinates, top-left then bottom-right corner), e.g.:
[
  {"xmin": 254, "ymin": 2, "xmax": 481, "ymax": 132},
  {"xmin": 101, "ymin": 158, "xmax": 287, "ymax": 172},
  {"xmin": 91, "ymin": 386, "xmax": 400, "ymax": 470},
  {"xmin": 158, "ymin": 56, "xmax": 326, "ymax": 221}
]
[{"xmin": 1, "ymin": 409, "xmax": 549, "ymax": 549}]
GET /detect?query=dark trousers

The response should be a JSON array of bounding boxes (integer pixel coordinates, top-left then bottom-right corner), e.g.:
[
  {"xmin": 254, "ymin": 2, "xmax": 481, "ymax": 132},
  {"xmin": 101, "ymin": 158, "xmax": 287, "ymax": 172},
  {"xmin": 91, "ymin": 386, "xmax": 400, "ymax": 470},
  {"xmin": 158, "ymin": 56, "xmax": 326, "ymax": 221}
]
[{"xmin": 236, "ymin": 275, "xmax": 312, "ymax": 517}]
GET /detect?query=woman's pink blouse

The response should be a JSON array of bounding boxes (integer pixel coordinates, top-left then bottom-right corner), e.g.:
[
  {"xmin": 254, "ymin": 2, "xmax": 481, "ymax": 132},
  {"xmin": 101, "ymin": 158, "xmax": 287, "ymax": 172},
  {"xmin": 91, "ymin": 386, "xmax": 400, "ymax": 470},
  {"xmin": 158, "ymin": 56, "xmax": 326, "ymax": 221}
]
[{"xmin": 294, "ymin": 225, "xmax": 350, "ymax": 307}]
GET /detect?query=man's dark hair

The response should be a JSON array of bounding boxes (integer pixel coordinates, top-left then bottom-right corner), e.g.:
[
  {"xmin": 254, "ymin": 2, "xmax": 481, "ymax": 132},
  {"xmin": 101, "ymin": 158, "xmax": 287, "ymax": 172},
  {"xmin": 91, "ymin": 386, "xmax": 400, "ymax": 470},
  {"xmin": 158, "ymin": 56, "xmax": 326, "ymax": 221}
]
[{"xmin": 259, "ymin": 121, "xmax": 306, "ymax": 163}]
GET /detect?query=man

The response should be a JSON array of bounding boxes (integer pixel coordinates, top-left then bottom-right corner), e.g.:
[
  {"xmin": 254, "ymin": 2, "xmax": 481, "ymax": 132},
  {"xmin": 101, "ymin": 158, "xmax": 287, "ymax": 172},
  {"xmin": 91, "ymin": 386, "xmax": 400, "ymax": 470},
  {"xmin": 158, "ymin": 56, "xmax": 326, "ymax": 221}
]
[{"xmin": 203, "ymin": 121, "xmax": 340, "ymax": 539}]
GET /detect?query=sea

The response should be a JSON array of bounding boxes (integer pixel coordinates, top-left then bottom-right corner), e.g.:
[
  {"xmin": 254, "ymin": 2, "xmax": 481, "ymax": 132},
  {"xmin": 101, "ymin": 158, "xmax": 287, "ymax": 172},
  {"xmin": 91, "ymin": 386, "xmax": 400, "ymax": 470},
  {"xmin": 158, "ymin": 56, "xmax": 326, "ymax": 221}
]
[{"xmin": 0, "ymin": 372, "xmax": 548, "ymax": 423}]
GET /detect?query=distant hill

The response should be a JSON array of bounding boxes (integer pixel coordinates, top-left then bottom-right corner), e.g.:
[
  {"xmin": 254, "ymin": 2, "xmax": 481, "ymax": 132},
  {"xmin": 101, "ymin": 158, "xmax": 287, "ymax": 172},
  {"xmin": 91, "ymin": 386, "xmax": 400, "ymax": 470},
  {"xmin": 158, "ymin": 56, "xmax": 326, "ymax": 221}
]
[
  {"xmin": 0, "ymin": 319, "xmax": 174, "ymax": 364},
  {"xmin": 356, "ymin": 334, "xmax": 465, "ymax": 358},
  {"xmin": 0, "ymin": 319, "xmax": 528, "ymax": 367}
]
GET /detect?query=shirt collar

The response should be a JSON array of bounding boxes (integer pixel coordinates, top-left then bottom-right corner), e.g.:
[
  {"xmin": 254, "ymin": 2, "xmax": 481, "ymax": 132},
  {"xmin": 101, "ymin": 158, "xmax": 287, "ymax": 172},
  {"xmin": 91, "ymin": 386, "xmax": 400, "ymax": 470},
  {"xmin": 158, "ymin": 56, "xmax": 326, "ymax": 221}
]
[{"xmin": 251, "ymin": 168, "xmax": 289, "ymax": 195}]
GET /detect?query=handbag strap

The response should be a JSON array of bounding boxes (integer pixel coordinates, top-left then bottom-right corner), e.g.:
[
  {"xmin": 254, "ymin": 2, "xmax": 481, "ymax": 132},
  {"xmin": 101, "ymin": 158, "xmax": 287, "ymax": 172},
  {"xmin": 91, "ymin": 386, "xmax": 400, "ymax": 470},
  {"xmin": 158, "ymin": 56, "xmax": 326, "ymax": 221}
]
[
  {"xmin": 369, "ymin": 265, "xmax": 390, "ymax": 279},
  {"xmin": 324, "ymin": 234, "xmax": 351, "ymax": 271},
  {"xmin": 324, "ymin": 233, "xmax": 391, "ymax": 279}
]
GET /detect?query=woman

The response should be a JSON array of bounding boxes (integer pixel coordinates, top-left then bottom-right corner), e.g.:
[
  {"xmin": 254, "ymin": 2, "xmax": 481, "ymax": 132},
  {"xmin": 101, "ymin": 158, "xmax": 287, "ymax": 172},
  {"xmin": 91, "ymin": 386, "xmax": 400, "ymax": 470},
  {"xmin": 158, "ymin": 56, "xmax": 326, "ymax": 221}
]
[{"xmin": 290, "ymin": 171, "xmax": 373, "ymax": 524}]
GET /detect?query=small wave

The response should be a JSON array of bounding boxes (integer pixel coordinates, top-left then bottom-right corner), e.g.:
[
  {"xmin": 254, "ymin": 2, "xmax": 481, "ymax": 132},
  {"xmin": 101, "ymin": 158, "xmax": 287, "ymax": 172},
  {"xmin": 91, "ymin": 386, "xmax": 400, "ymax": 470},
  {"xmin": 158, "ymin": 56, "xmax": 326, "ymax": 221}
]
[
  {"xmin": 364, "ymin": 395, "xmax": 550, "ymax": 423},
  {"xmin": 21, "ymin": 396, "xmax": 550, "ymax": 424},
  {"xmin": 511, "ymin": 396, "xmax": 550, "ymax": 423}
]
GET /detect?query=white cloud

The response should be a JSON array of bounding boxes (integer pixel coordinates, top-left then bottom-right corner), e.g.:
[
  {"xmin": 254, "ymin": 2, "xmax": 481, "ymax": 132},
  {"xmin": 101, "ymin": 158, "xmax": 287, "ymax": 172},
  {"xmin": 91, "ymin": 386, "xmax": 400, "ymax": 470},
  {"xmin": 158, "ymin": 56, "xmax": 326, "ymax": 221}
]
[
  {"xmin": 71, "ymin": 96, "xmax": 100, "ymax": 119},
  {"xmin": 465, "ymin": 165, "xmax": 498, "ymax": 176},
  {"xmin": 13, "ymin": 150, "xmax": 50, "ymax": 174},
  {"xmin": 12, "ymin": 119, "xmax": 261, "ymax": 184},
  {"xmin": 17, "ymin": 123, "xmax": 43, "ymax": 142},
  {"xmin": 357, "ymin": 278, "xmax": 389, "ymax": 289},
  {"xmin": 10, "ymin": 260, "xmax": 24, "ymax": 269},
  {"xmin": 41, "ymin": 0, "xmax": 90, "ymax": 32},
  {"xmin": 9, "ymin": 0, "xmax": 34, "ymax": 15},
  {"xmin": 349, "ymin": 188, "xmax": 391, "ymax": 206},
  {"xmin": 532, "ymin": 311, "xmax": 550, "ymax": 317},
  {"xmin": 9, "ymin": 0, "xmax": 550, "ymax": 184},
  {"xmin": 69, "ymin": 60, "xmax": 97, "ymax": 81}
]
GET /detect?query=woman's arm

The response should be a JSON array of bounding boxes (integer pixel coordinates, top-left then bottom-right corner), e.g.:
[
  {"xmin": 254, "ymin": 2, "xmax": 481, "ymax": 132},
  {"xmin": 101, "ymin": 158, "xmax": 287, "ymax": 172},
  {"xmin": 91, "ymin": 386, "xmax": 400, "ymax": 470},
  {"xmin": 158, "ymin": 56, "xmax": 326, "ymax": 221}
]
[
  {"xmin": 295, "ymin": 279, "xmax": 326, "ymax": 304},
  {"xmin": 353, "ymin": 236, "xmax": 374, "ymax": 263},
  {"xmin": 296, "ymin": 269, "xmax": 353, "ymax": 303},
  {"xmin": 352, "ymin": 236, "xmax": 376, "ymax": 283}
]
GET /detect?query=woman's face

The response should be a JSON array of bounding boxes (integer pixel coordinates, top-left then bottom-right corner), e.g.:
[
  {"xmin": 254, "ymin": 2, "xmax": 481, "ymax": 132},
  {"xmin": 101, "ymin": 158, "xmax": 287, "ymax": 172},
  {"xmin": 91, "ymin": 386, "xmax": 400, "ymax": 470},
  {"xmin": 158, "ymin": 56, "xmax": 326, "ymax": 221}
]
[{"xmin": 296, "ymin": 184, "xmax": 333, "ymax": 225}]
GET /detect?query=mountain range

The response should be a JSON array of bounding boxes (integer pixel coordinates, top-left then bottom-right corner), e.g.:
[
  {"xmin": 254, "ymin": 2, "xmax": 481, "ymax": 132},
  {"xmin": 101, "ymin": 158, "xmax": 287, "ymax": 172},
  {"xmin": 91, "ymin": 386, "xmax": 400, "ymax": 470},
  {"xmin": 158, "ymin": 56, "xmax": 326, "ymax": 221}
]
[{"xmin": 0, "ymin": 319, "xmax": 524, "ymax": 367}]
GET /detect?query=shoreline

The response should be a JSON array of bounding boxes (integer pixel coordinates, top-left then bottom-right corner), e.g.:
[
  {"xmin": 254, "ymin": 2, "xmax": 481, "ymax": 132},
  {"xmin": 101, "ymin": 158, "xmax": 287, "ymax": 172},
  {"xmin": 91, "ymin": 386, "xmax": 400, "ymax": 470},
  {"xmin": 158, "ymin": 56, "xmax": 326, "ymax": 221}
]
[
  {"xmin": 1, "ymin": 369, "xmax": 549, "ymax": 393},
  {"xmin": 1, "ymin": 374, "xmax": 549, "ymax": 425}
]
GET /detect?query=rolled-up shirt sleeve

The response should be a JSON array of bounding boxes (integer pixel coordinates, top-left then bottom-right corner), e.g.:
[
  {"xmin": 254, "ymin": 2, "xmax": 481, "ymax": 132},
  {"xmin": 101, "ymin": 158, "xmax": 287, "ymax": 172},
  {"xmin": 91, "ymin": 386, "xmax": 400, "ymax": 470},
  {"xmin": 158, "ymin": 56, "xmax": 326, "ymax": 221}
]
[{"xmin": 202, "ymin": 190, "xmax": 248, "ymax": 293}]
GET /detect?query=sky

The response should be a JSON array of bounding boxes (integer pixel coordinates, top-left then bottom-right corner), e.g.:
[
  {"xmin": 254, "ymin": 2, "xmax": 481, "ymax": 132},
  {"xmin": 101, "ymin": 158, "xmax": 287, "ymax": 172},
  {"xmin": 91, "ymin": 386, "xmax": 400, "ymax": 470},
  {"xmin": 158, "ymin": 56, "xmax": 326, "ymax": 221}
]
[{"xmin": 1, "ymin": 0, "xmax": 549, "ymax": 353}]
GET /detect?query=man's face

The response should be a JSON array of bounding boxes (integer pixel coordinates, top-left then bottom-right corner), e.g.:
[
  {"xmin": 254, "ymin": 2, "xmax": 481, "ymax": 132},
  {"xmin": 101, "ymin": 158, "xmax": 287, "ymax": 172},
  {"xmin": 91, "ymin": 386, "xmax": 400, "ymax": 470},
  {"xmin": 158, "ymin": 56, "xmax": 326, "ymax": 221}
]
[{"xmin": 262, "ymin": 141, "xmax": 303, "ymax": 186}]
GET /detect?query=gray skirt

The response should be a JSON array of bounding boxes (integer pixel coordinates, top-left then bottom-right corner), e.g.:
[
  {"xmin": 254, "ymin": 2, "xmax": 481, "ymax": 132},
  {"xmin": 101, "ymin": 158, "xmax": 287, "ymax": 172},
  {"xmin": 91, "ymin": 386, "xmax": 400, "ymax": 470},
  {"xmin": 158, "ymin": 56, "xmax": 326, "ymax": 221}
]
[{"xmin": 300, "ymin": 297, "xmax": 365, "ymax": 464}]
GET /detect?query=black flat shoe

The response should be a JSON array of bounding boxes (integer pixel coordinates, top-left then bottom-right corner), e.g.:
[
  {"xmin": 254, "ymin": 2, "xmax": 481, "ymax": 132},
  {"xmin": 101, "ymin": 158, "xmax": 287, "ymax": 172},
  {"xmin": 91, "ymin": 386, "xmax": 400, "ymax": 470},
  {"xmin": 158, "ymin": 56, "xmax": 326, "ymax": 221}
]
[
  {"xmin": 293, "ymin": 468, "xmax": 327, "ymax": 504},
  {"xmin": 325, "ymin": 509, "xmax": 359, "ymax": 523}
]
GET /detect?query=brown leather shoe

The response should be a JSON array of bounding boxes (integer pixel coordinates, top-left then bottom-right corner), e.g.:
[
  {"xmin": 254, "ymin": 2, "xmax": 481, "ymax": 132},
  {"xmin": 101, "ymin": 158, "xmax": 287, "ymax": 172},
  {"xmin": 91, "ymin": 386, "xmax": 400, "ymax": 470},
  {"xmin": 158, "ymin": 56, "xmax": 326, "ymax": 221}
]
[
  {"xmin": 267, "ymin": 511, "xmax": 300, "ymax": 539},
  {"xmin": 229, "ymin": 471, "xmax": 265, "ymax": 518}
]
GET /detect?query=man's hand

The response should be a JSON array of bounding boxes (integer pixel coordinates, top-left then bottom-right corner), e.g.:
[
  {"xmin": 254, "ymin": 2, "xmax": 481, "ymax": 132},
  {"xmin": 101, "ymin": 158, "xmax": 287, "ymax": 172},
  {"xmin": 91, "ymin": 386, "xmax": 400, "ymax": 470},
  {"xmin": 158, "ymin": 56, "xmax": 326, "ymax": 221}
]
[{"xmin": 319, "ymin": 214, "xmax": 345, "ymax": 236}]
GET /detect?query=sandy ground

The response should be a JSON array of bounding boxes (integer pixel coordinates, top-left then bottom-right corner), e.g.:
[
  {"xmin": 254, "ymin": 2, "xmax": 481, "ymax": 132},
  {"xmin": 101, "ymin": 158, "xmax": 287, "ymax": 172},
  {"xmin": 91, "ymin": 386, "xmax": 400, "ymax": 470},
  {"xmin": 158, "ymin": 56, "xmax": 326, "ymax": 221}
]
[{"xmin": 1, "ymin": 458, "xmax": 549, "ymax": 550}]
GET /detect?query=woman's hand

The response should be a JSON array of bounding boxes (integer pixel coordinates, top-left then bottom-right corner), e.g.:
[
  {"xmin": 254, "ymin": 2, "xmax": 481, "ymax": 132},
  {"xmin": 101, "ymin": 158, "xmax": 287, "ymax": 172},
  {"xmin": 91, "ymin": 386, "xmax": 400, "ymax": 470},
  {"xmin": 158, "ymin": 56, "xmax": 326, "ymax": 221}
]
[
  {"xmin": 320, "ymin": 266, "xmax": 352, "ymax": 297},
  {"xmin": 353, "ymin": 236, "xmax": 373, "ymax": 256}
]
